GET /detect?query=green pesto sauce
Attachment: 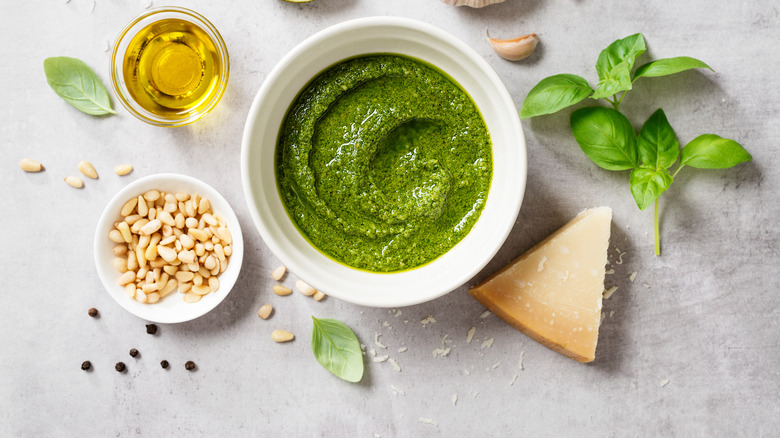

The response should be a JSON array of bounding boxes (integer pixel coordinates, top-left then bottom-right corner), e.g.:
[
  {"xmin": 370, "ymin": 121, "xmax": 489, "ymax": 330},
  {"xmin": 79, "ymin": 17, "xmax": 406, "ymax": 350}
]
[{"xmin": 276, "ymin": 54, "xmax": 492, "ymax": 272}]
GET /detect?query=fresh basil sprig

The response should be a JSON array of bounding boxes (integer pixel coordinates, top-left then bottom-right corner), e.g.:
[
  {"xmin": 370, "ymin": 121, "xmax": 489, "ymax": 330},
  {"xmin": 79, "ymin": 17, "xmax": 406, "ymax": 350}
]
[
  {"xmin": 521, "ymin": 33, "xmax": 752, "ymax": 255},
  {"xmin": 44, "ymin": 56, "xmax": 116, "ymax": 116},
  {"xmin": 311, "ymin": 316, "xmax": 364, "ymax": 383}
]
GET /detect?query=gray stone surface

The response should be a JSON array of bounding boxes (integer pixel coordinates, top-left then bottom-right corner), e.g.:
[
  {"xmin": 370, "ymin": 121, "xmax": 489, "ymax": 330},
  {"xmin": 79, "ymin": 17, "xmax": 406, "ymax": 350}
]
[{"xmin": 1, "ymin": 0, "xmax": 778, "ymax": 436}]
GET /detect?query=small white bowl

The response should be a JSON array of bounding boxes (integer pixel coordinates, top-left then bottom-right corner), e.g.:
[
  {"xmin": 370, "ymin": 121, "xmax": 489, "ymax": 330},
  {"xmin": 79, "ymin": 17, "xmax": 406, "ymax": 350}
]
[
  {"xmin": 241, "ymin": 17, "xmax": 526, "ymax": 308},
  {"xmin": 94, "ymin": 174, "xmax": 243, "ymax": 323}
]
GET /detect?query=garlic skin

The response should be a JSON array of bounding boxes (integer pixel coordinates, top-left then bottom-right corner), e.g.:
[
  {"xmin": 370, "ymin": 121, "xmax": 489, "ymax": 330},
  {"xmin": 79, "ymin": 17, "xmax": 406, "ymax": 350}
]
[
  {"xmin": 441, "ymin": 0, "xmax": 506, "ymax": 7},
  {"xmin": 487, "ymin": 32, "xmax": 539, "ymax": 61}
]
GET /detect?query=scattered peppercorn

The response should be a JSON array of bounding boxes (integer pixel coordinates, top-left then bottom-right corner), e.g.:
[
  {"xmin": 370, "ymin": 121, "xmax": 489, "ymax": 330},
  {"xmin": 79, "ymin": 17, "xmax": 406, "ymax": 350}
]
[
  {"xmin": 145, "ymin": 324, "xmax": 157, "ymax": 335},
  {"xmin": 129, "ymin": 348, "xmax": 139, "ymax": 358},
  {"xmin": 115, "ymin": 362, "xmax": 126, "ymax": 372},
  {"xmin": 88, "ymin": 308, "xmax": 98, "ymax": 317},
  {"xmin": 160, "ymin": 360, "xmax": 169, "ymax": 369},
  {"xmin": 185, "ymin": 361, "xmax": 196, "ymax": 371},
  {"xmin": 81, "ymin": 361, "xmax": 91, "ymax": 371}
]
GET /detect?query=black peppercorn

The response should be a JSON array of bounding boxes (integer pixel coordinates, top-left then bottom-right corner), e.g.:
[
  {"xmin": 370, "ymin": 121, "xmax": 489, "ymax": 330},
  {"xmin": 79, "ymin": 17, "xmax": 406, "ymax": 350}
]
[
  {"xmin": 115, "ymin": 362, "xmax": 126, "ymax": 372},
  {"xmin": 184, "ymin": 361, "xmax": 196, "ymax": 371},
  {"xmin": 145, "ymin": 324, "xmax": 157, "ymax": 335},
  {"xmin": 88, "ymin": 308, "xmax": 98, "ymax": 317},
  {"xmin": 129, "ymin": 348, "xmax": 139, "ymax": 358},
  {"xmin": 81, "ymin": 361, "xmax": 91, "ymax": 371},
  {"xmin": 160, "ymin": 360, "xmax": 169, "ymax": 369}
]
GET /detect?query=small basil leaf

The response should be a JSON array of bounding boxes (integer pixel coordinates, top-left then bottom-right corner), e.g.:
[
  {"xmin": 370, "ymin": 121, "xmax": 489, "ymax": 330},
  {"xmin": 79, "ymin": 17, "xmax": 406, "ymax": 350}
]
[
  {"xmin": 634, "ymin": 56, "xmax": 712, "ymax": 80},
  {"xmin": 520, "ymin": 74, "xmax": 593, "ymax": 119},
  {"xmin": 630, "ymin": 166, "xmax": 673, "ymax": 210},
  {"xmin": 680, "ymin": 134, "xmax": 752, "ymax": 169},
  {"xmin": 43, "ymin": 56, "xmax": 116, "ymax": 116},
  {"xmin": 591, "ymin": 33, "xmax": 646, "ymax": 100},
  {"xmin": 311, "ymin": 316, "xmax": 364, "ymax": 383},
  {"xmin": 570, "ymin": 107, "xmax": 638, "ymax": 170},
  {"xmin": 637, "ymin": 108, "xmax": 679, "ymax": 169}
]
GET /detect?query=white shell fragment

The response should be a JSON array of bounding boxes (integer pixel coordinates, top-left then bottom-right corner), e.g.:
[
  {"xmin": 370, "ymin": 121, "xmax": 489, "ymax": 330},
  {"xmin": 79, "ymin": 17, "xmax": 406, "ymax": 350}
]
[
  {"xmin": 441, "ymin": 0, "xmax": 505, "ymax": 7},
  {"xmin": 487, "ymin": 32, "xmax": 539, "ymax": 61}
]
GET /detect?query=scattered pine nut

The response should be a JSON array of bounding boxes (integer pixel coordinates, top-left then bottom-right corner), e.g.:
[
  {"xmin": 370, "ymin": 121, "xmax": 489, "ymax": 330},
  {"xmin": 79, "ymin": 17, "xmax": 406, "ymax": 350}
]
[
  {"xmin": 64, "ymin": 176, "xmax": 83, "ymax": 188},
  {"xmin": 313, "ymin": 290, "xmax": 326, "ymax": 301},
  {"xmin": 19, "ymin": 158, "xmax": 44, "ymax": 172},
  {"xmin": 273, "ymin": 285, "xmax": 292, "ymax": 296},
  {"xmin": 271, "ymin": 265, "xmax": 286, "ymax": 281},
  {"xmin": 114, "ymin": 164, "xmax": 133, "ymax": 176},
  {"xmin": 271, "ymin": 330, "xmax": 294, "ymax": 343},
  {"xmin": 78, "ymin": 161, "xmax": 98, "ymax": 179},
  {"xmin": 258, "ymin": 304, "xmax": 273, "ymax": 319},
  {"xmin": 296, "ymin": 280, "xmax": 316, "ymax": 296}
]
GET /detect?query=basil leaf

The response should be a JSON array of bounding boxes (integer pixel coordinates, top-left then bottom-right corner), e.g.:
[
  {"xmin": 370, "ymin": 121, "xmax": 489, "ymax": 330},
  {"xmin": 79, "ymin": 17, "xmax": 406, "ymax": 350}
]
[
  {"xmin": 637, "ymin": 108, "xmax": 679, "ymax": 169},
  {"xmin": 311, "ymin": 316, "xmax": 364, "ymax": 383},
  {"xmin": 591, "ymin": 34, "xmax": 646, "ymax": 100},
  {"xmin": 520, "ymin": 74, "xmax": 593, "ymax": 119},
  {"xmin": 570, "ymin": 107, "xmax": 638, "ymax": 170},
  {"xmin": 43, "ymin": 56, "xmax": 116, "ymax": 116},
  {"xmin": 680, "ymin": 134, "xmax": 752, "ymax": 169},
  {"xmin": 630, "ymin": 166, "xmax": 673, "ymax": 210},
  {"xmin": 634, "ymin": 56, "xmax": 712, "ymax": 80}
]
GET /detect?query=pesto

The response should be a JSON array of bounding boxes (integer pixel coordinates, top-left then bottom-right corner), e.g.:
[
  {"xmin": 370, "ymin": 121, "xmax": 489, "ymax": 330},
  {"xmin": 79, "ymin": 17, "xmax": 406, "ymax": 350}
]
[{"xmin": 276, "ymin": 55, "xmax": 492, "ymax": 272}]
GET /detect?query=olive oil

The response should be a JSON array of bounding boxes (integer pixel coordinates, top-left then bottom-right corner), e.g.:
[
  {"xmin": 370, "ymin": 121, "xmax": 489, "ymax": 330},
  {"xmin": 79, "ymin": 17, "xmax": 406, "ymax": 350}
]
[{"xmin": 122, "ymin": 18, "xmax": 223, "ymax": 117}]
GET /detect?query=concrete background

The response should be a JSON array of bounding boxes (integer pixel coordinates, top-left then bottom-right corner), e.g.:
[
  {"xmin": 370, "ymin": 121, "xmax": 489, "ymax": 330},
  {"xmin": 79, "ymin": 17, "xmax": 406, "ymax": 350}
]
[{"xmin": 1, "ymin": 0, "xmax": 778, "ymax": 436}]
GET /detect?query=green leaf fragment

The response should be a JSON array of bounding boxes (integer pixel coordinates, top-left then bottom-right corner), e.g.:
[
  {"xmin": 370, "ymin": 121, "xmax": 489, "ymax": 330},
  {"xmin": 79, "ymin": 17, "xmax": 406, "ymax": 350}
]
[
  {"xmin": 680, "ymin": 134, "xmax": 752, "ymax": 169},
  {"xmin": 570, "ymin": 106, "xmax": 638, "ymax": 170},
  {"xmin": 311, "ymin": 316, "xmax": 364, "ymax": 383},
  {"xmin": 591, "ymin": 33, "xmax": 646, "ymax": 100},
  {"xmin": 43, "ymin": 56, "xmax": 116, "ymax": 116},
  {"xmin": 637, "ymin": 108, "xmax": 679, "ymax": 169},
  {"xmin": 634, "ymin": 56, "xmax": 712, "ymax": 80},
  {"xmin": 520, "ymin": 74, "xmax": 593, "ymax": 119},
  {"xmin": 630, "ymin": 166, "xmax": 673, "ymax": 210}
]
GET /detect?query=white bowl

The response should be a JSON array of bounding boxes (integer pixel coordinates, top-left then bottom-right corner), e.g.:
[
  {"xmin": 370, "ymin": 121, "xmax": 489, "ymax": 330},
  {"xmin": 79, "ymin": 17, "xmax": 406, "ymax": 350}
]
[
  {"xmin": 94, "ymin": 173, "xmax": 244, "ymax": 323},
  {"xmin": 241, "ymin": 17, "xmax": 526, "ymax": 307}
]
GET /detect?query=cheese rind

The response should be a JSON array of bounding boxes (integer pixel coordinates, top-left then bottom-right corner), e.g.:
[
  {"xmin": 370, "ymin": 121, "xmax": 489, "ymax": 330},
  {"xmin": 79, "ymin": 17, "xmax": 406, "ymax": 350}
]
[{"xmin": 469, "ymin": 207, "xmax": 612, "ymax": 363}]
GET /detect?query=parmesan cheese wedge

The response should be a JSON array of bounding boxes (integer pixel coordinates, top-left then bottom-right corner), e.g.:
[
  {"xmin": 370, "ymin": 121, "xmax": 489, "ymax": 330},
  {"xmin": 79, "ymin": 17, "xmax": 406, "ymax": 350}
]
[{"xmin": 469, "ymin": 207, "xmax": 612, "ymax": 363}]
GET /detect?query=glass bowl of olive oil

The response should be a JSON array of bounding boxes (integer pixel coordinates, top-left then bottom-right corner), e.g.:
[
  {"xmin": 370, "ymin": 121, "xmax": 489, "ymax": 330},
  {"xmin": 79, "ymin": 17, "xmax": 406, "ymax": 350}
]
[{"xmin": 110, "ymin": 7, "xmax": 229, "ymax": 127}]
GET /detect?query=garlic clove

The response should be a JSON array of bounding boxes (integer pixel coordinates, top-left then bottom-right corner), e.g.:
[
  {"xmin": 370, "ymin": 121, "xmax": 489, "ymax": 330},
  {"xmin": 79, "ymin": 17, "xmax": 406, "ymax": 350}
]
[
  {"xmin": 487, "ymin": 32, "xmax": 539, "ymax": 61},
  {"xmin": 441, "ymin": 0, "xmax": 505, "ymax": 7}
]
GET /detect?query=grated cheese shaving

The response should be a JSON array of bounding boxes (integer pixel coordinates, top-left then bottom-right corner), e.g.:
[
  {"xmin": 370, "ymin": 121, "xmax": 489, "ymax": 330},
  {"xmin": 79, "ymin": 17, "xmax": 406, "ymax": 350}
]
[
  {"xmin": 466, "ymin": 327, "xmax": 476, "ymax": 343},
  {"xmin": 481, "ymin": 338, "xmax": 495, "ymax": 349},
  {"xmin": 480, "ymin": 310, "xmax": 492, "ymax": 318},
  {"xmin": 519, "ymin": 351, "xmax": 525, "ymax": 370},
  {"xmin": 603, "ymin": 286, "xmax": 618, "ymax": 299},
  {"xmin": 373, "ymin": 355, "xmax": 389, "ymax": 363},
  {"xmin": 605, "ymin": 269, "xmax": 615, "ymax": 275},
  {"xmin": 452, "ymin": 394, "xmax": 458, "ymax": 406},
  {"xmin": 629, "ymin": 272, "xmax": 637, "ymax": 282},
  {"xmin": 375, "ymin": 333, "xmax": 387, "ymax": 349},
  {"xmin": 510, "ymin": 374, "xmax": 518, "ymax": 386},
  {"xmin": 432, "ymin": 347, "xmax": 452, "ymax": 358},
  {"xmin": 418, "ymin": 418, "xmax": 437, "ymax": 426},
  {"xmin": 397, "ymin": 347, "xmax": 408, "ymax": 353},
  {"xmin": 660, "ymin": 379, "xmax": 670, "ymax": 387},
  {"xmin": 420, "ymin": 315, "xmax": 436, "ymax": 326},
  {"xmin": 388, "ymin": 358, "xmax": 402, "ymax": 372},
  {"xmin": 390, "ymin": 385, "xmax": 405, "ymax": 396},
  {"xmin": 491, "ymin": 362, "xmax": 501, "ymax": 369}
]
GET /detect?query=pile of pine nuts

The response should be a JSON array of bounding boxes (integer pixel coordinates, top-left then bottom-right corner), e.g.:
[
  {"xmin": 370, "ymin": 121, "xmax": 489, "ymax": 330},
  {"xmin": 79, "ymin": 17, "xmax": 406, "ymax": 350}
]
[{"xmin": 109, "ymin": 190, "xmax": 233, "ymax": 304}]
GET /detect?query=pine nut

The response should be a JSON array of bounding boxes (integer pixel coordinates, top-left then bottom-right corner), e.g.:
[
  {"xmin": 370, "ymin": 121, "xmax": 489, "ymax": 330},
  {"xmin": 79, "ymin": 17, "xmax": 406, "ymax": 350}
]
[
  {"xmin": 143, "ymin": 190, "xmax": 160, "ymax": 201},
  {"xmin": 179, "ymin": 234, "xmax": 195, "ymax": 250},
  {"xmin": 124, "ymin": 214, "xmax": 142, "ymax": 225},
  {"xmin": 273, "ymin": 285, "xmax": 292, "ymax": 296},
  {"xmin": 78, "ymin": 161, "xmax": 98, "ymax": 179},
  {"xmin": 157, "ymin": 245, "xmax": 177, "ymax": 263},
  {"xmin": 112, "ymin": 245, "xmax": 127, "ymax": 256},
  {"xmin": 185, "ymin": 202, "xmax": 196, "ymax": 217},
  {"xmin": 125, "ymin": 283, "xmax": 136, "ymax": 297},
  {"xmin": 113, "ymin": 257, "xmax": 128, "ymax": 273},
  {"xmin": 184, "ymin": 217, "xmax": 198, "ymax": 229},
  {"xmin": 131, "ymin": 219, "xmax": 149, "ymax": 234},
  {"xmin": 118, "ymin": 271, "xmax": 135, "ymax": 286},
  {"xmin": 198, "ymin": 198, "xmax": 211, "ymax": 215},
  {"xmin": 271, "ymin": 265, "xmax": 286, "ymax": 281},
  {"xmin": 202, "ymin": 213, "xmax": 217, "ymax": 226},
  {"xmin": 177, "ymin": 249, "xmax": 196, "ymax": 264},
  {"xmin": 223, "ymin": 245, "xmax": 232, "ymax": 257},
  {"xmin": 174, "ymin": 192, "xmax": 189, "ymax": 202},
  {"xmin": 188, "ymin": 228, "xmax": 208, "ymax": 242},
  {"xmin": 204, "ymin": 255, "xmax": 216, "ymax": 270},
  {"xmin": 135, "ymin": 290, "xmax": 148, "ymax": 303},
  {"xmin": 175, "ymin": 271, "xmax": 194, "ymax": 282},
  {"xmin": 158, "ymin": 210, "xmax": 175, "ymax": 226},
  {"xmin": 146, "ymin": 292, "xmax": 161, "ymax": 304},
  {"xmin": 148, "ymin": 206, "xmax": 157, "ymax": 221},
  {"xmin": 192, "ymin": 284, "xmax": 211, "ymax": 295},
  {"xmin": 183, "ymin": 292, "xmax": 201, "ymax": 303},
  {"xmin": 136, "ymin": 266, "xmax": 149, "ymax": 280},
  {"xmin": 160, "ymin": 279, "xmax": 178, "ymax": 297},
  {"xmin": 193, "ymin": 273, "xmax": 203, "ymax": 286},
  {"xmin": 208, "ymin": 276, "xmax": 219, "ymax": 292},
  {"xmin": 217, "ymin": 227, "xmax": 232, "ymax": 245},
  {"xmin": 114, "ymin": 164, "xmax": 133, "ymax": 176},
  {"xmin": 120, "ymin": 198, "xmax": 138, "ymax": 216},
  {"xmin": 149, "ymin": 259, "xmax": 166, "ymax": 268},
  {"xmin": 64, "ymin": 176, "xmax": 83, "ymax": 188},
  {"xmin": 164, "ymin": 202, "xmax": 177, "ymax": 213},
  {"xmin": 214, "ymin": 244, "xmax": 225, "ymax": 262},
  {"xmin": 127, "ymin": 251, "xmax": 138, "ymax": 271},
  {"xmin": 313, "ymin": 290, "xmax": 326, "ymax": 301},
  {"xmin": 175, "ymin": 213, "xmax": 185, "ymax": 229},
  {"xmin": 257, "ymin": 305, "xmax": 273, "ymax": 320},
  {"xmin": 139, "ymin": 219, "xmax": 161, "ymax": 236},
  {"xmin": 271, "ymin": 330, "xmax": 294, "ymax": 343},
  {"xmin": 210, "ymin": 263, "xmax": 220, "ymax": 276},
  {"xmin": 109, "ymin": 230, "xmax": 124, "ymax": 243},
  {"xmin": 296, "ymin": 280, "xmax": 317, "ymax": 296},
  {"xmin": 19, "ymin": 158, "xmax": 44, "ymax": 172},
  {"xmin": 204, "ymin": 241, "xmax": 214, "ymax": 251},
  {"xmin": 134, "ymin": 196, "xmax": 147, "ymax": 217},
  {"xmin": 198, "ymin": 266, "xmax": 211, "ymax": 279},
  {"xmin": 178, "ymin": 281, "xmax": 192, "ymax": 293},
  {"xmin": 116, "ymin": 222, "xmax": 132, "ymax": 243},
  {"xmin": 163, "ymin": 265, "xmax": 178, "ymax": 276}
]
